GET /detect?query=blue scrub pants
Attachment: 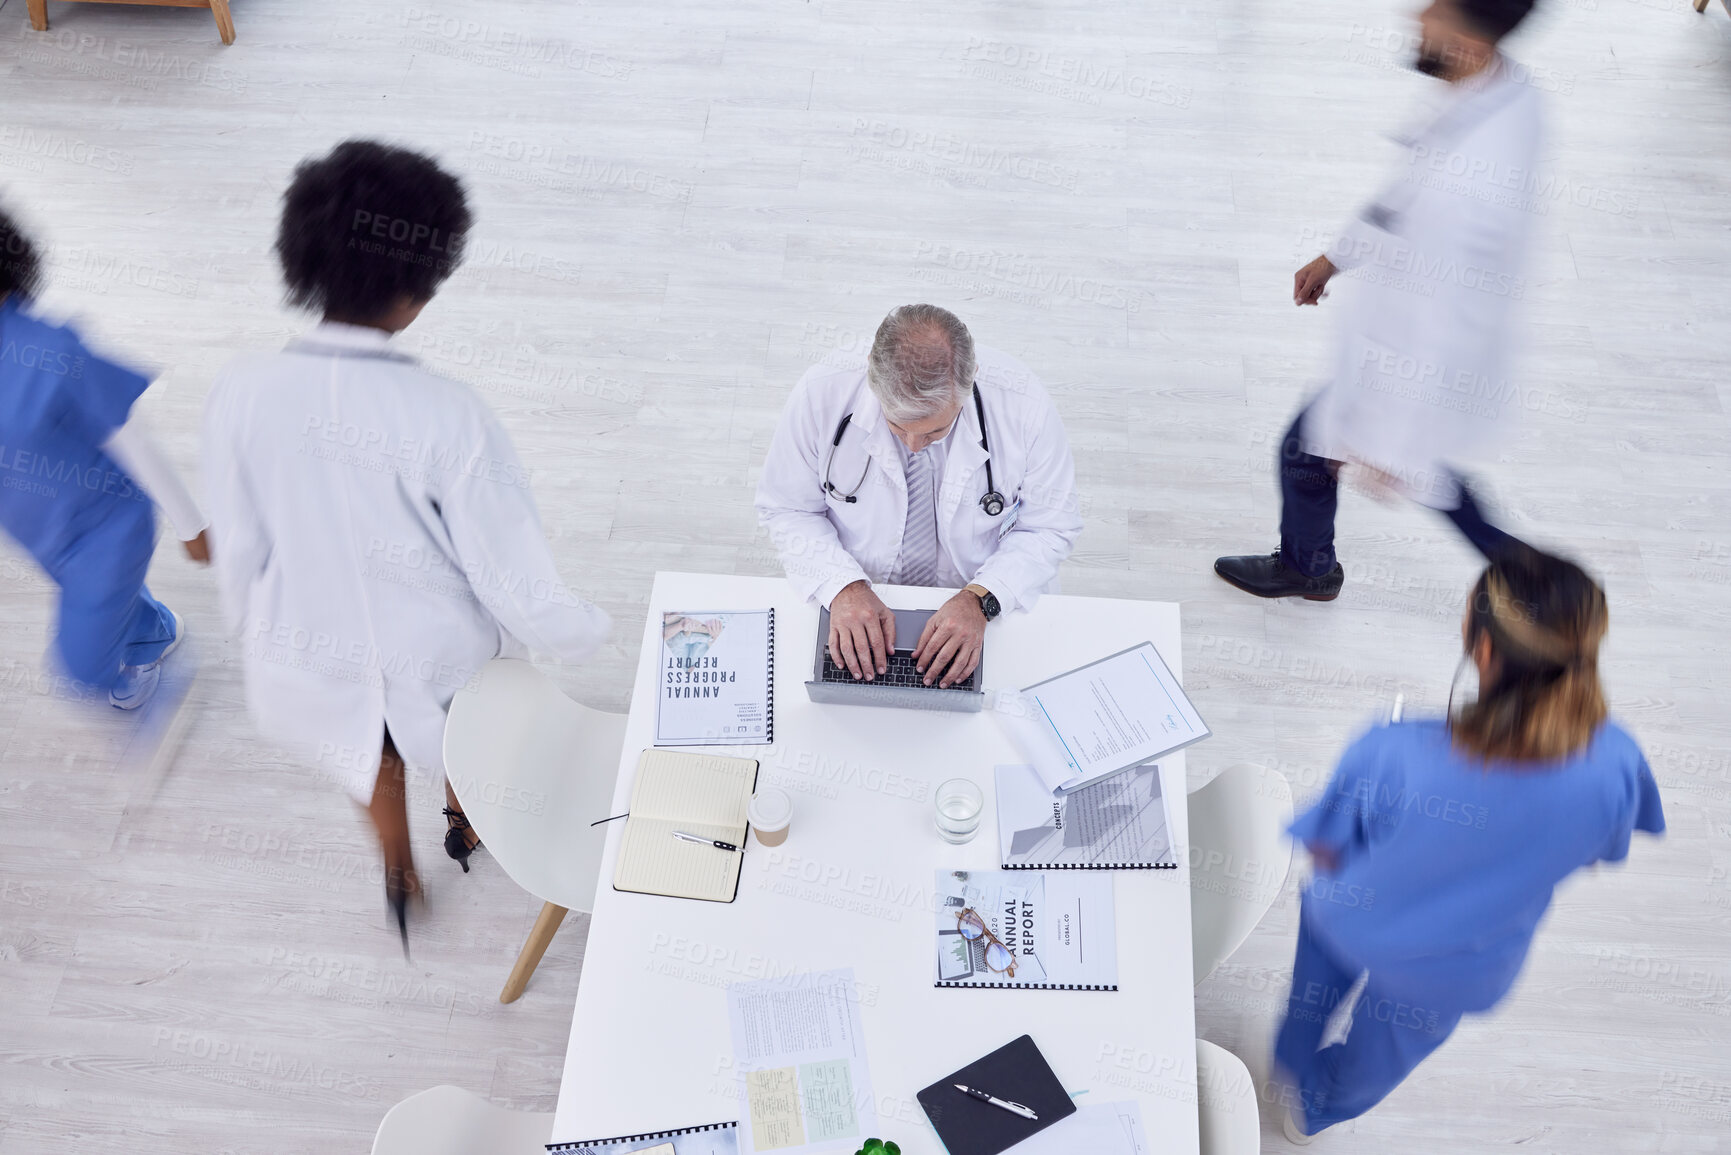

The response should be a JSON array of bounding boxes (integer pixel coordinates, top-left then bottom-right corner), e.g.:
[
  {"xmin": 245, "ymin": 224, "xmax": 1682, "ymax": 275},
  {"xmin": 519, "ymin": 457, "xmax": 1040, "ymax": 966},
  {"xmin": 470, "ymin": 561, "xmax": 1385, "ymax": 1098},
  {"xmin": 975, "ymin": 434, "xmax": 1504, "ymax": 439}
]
[
  {"xmin": 1274, "ymin": 898, "xmax": 1464, "ymax": 1133},
  {"xmin": 45, "ymin": 507, "xmax": 176, "ymax": 689},
  {"xmin": 1277, "ymin": 404, "xmax": 1524, "ymax": 577}
]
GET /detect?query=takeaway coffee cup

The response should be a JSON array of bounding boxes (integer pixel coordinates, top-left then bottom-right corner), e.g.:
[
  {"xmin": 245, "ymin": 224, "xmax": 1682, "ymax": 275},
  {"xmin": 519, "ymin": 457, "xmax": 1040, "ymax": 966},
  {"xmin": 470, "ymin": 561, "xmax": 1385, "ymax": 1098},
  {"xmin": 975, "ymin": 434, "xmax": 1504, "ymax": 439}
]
[{"xmin": 748, "ymin": 788, "xmax": 793, "ymax": 847}]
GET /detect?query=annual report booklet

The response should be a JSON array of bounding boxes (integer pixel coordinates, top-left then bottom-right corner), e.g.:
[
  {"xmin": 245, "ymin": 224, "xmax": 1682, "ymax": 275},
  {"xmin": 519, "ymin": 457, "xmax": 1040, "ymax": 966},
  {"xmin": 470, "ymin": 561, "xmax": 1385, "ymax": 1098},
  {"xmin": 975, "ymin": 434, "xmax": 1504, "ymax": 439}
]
[
  {"xmin": 995, "ymin": 762, "xmax": 1177, "ymax": 870},
  {"xmin": 994, "ymin": 641, "xmax": 1209, "ymax": 793},
  {"xmin": 612, "ymin": 750, "xmax": 758, "ymax": 903},
  {"xmin": 655, "ymin": 610, "xmax": 775, "ymax": 746},
  {"xmin": 933, "ymin": 870, "xmax": 1118, "ymax": 990}
]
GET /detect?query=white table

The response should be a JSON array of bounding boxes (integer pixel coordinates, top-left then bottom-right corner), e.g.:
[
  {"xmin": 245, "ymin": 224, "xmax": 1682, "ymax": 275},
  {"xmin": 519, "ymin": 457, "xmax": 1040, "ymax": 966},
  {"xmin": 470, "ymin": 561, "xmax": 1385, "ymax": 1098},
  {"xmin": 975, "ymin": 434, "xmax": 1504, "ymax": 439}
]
[{"xmin": 551, "ymin": 573, "xmax": 1199, "ymax": 1154}]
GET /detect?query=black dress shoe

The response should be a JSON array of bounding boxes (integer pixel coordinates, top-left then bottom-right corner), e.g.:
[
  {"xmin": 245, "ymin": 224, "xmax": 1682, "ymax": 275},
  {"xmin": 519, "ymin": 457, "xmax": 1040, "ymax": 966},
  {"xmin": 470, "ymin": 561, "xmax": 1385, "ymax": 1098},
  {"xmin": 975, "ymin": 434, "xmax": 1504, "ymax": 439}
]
[{"xmin": 1214, "ymin": 550, "xmax": 1344, "ymax": 601}]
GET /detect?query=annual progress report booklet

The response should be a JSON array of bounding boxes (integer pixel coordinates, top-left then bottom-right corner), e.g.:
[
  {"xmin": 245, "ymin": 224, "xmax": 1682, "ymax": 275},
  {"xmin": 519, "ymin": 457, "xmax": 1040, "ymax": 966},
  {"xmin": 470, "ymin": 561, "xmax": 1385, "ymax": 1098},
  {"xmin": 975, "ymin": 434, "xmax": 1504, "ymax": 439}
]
[
  {"xmin": 933, "ymin": 870, "xmax": 1118, "ymax": 991},
  {"xmin": 655, "ymin": 610, "xmax": 775, "ymax": 746}
]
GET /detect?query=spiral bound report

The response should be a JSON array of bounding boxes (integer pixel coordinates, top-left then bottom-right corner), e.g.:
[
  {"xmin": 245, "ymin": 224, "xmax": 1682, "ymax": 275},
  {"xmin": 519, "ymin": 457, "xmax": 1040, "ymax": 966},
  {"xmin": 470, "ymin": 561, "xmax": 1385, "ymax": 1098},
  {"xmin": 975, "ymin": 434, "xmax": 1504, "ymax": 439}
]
[
  {"xmin": 934, "ymin": 870, "xmax": 1118, "ymax": 991},
  {"xmin": 1002, "ymin": 859, "xmax": 1176, "ymax": 871},
  {"xmin": 763, "ymin": 608, "xmax": 774, "ymax": 744},
  {"xmin": 995, "ymin": 762, "xmax": 1177, "ymax": 870},
  {"xmin": 935, "ymin": 979, "xmax": 1118, "ymax": 991},
  {"xmin": 548, "ymin": 1119, "xmax": 737, "ymax": 1152},
  {"xmin": 655, "ymin": 609, "xmax": 775, "ymax": 747}
]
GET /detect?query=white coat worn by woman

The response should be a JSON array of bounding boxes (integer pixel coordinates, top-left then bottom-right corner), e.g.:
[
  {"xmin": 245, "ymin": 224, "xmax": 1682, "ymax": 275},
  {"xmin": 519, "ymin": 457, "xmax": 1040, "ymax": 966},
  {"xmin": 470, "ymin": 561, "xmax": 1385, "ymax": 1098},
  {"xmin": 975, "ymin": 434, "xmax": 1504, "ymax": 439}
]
[
  {"xmin": 203, "ymin": 322, "xmax": 609, "ymax": 848},
  {"xmin": 754, "ymin": 346, "xmax": 1081, "ymax": 611}
]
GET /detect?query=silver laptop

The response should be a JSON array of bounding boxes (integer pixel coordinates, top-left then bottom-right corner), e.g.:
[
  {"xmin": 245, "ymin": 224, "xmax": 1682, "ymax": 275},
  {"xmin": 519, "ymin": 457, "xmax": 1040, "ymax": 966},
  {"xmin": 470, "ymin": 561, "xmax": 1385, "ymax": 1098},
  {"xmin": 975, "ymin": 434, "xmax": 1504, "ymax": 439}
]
[{"xmin": 805, "ymin": 607, "xmax": 985, "ymax": 712}]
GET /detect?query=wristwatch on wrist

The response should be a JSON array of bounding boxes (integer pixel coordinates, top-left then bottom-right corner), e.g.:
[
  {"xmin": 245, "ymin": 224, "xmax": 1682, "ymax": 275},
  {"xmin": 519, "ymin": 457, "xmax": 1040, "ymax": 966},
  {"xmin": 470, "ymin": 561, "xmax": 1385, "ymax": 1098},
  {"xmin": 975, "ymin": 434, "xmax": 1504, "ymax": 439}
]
[{"xmin": 963, "ymin": 583, "xmax": 1001, "ymax": 621}]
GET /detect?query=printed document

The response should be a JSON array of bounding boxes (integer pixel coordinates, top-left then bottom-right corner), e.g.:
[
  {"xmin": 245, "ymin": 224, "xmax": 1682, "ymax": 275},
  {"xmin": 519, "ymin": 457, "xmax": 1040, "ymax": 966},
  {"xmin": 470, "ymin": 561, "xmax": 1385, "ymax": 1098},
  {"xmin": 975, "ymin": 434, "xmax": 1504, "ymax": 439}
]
[
  {"xmin": 996, "ymin": 762, "xmax": 1176, "ymax": 869},
  {"xmin": 656, "ymin": 610, "xmax": 774, "ymax": 746},
  {"xmin": 996, "ymin": 641, "xmax": 1209, "ymax": 793},
  {"xmin": 933, "ymin": 870, "xmax": 1118, "ymax": 990},
  {"xmin": 725, "ymin": 969, "xmax": 877, "ymax": 1155}
]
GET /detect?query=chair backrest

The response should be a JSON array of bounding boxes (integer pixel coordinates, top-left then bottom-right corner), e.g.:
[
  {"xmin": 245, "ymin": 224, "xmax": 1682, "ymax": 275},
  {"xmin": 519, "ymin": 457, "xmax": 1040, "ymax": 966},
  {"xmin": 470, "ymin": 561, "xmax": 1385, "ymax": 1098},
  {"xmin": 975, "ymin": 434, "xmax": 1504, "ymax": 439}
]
[
  {"xmin": 1195, "ymin": 1040, "xmax": 1261, "ymax": 1155},
  {"xmin": 371, "ymin": 1085, "xmax": 552, "ymax": 1155},
  {"xmin": 443, "ymin": 659, "xmax": 628, "ymax": 914},
  {"xmin": 1188, "ymin": 762, "xmax": 1294, "ymax": 985}
]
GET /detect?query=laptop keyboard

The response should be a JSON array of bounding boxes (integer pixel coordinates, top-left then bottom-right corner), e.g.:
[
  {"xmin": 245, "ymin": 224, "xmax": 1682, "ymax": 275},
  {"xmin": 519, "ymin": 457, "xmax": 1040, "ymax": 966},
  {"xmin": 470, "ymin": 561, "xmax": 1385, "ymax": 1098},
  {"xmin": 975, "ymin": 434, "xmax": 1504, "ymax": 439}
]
[{"xmin": 823, "ymin": 649, "xmax": 950, "ymax": 688}]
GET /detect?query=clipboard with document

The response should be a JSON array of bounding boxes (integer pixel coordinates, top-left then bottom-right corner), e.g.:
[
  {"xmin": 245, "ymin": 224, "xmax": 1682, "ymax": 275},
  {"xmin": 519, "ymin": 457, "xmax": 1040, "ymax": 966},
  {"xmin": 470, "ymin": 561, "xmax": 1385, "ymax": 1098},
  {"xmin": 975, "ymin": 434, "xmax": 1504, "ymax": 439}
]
[{"xmin": 994, "ymin": 641, "xmax": 1210, "ymax": 794}]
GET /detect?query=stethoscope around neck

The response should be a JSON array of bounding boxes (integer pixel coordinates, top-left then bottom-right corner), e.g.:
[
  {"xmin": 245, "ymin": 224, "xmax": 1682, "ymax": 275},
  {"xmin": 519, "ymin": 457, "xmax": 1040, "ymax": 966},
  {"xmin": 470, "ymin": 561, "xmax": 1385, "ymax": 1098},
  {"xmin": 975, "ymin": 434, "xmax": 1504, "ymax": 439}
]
[{"xmin": 822, "ymin": 384, "xmax": 1006, "ymax": 516}]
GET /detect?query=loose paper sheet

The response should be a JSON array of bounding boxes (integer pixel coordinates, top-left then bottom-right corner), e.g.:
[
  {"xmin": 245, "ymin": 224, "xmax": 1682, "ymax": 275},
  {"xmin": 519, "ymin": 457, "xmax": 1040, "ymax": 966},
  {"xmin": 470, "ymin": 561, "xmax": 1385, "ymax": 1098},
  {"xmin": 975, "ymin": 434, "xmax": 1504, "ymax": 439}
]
[
  {"xmin": 726, "ymin": 969, "xmax": 877, "ymax": 1155},
  {"xmin": 1010, "ymin": 1101, "xmax": 1149, "ymax": 1155},
  {"xmin": 997, "ymin": 641, "xmax": 1208, "ymax": 792}
]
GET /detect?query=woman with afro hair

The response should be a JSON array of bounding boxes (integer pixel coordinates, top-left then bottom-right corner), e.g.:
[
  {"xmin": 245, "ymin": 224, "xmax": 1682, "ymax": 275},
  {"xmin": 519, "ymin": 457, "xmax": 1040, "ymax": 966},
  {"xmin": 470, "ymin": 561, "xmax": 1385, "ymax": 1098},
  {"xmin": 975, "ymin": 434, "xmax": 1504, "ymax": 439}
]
[{"xmin": 202, "ymin": 141, "xmax": 610, "ymax": 946}]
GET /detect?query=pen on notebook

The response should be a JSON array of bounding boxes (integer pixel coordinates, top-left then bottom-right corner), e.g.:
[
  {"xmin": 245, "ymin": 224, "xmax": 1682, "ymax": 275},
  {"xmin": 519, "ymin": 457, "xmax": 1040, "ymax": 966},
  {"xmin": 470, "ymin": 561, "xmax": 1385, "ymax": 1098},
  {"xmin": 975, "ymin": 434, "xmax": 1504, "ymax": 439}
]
[
  {"xmin": 953, "ymin": 1084, "xmax": 1038, "ymax": 1121},
  {"xmin": 672, "ymin": 830, "xmax": 739, "ymax": 852}
]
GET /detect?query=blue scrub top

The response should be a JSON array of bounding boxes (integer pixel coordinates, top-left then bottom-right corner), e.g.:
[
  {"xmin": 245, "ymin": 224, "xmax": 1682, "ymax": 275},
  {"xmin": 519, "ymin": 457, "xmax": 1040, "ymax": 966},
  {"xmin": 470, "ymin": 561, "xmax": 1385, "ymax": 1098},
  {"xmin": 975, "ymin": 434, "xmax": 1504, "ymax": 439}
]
[
  {"xmin": 1291, "ymin": 717, "xmax": 1665, "ymax": 1013},
  {"xmin": 0, "ymin": 297, "xmax": 153, "ymax": 567}
]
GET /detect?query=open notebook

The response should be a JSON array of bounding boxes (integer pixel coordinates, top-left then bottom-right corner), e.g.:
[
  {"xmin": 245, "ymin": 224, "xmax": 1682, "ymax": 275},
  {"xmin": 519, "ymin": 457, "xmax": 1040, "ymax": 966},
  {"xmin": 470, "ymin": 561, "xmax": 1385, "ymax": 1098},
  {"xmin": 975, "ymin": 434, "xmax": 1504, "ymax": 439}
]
[{"xmin": 612, "ymin": 750, "xmax": 759, "ymax": 903}]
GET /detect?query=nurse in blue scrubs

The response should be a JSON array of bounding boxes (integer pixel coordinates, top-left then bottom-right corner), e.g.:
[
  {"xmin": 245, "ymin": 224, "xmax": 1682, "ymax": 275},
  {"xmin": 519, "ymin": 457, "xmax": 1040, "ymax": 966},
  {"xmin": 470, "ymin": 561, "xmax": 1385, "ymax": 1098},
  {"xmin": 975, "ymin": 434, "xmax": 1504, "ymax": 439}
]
[
  {"xmin": 0, "ymin": 204, "xmax": 207, "ymax": 708},
  {"xmin": 1274, "ymin": 545, "xmax": 1665, "ymax": 1142}
]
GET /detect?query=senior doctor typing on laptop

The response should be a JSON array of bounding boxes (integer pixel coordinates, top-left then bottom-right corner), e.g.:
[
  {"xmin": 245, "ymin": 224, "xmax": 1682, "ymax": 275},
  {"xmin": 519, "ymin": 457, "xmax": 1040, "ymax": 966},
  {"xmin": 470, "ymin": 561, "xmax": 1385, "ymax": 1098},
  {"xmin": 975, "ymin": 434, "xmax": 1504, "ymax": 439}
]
[{"xmin": 755, "ymin": 304, "xmax": 1081, "ymax": 689}]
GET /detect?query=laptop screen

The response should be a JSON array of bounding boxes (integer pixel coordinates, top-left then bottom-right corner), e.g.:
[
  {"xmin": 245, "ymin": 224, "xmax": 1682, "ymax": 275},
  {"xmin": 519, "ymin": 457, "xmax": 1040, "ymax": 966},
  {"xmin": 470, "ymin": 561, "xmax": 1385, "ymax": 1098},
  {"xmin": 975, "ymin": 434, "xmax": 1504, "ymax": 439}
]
[{"xmin": 889, "ymin": 608, "xmax": 933, "ymax": 654}]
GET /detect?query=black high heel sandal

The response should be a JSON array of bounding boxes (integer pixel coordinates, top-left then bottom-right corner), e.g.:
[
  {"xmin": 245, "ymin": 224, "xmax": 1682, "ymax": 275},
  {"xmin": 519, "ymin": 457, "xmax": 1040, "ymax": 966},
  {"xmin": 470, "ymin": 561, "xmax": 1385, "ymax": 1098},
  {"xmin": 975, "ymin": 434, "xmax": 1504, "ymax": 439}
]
[{"xmin": 443, "ymin": 807, "xmax": 480, "ymax": 872}]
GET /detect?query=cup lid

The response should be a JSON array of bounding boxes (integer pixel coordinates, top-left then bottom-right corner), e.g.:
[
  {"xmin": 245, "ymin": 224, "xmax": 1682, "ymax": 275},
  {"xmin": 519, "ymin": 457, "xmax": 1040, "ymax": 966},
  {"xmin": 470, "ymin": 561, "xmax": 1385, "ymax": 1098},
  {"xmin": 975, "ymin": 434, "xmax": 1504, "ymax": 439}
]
[{"xmin": 748, "ymin": 788, "xmax": 792, "ymax": 827}]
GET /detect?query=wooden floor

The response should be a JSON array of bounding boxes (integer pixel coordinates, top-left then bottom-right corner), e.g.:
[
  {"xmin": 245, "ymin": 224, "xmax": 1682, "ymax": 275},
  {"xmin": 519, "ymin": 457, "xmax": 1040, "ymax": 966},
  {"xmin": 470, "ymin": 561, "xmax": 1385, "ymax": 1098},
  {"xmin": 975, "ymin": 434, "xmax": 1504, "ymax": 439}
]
[{"xmin": 0, "ymin": 0, "xmax": 1727, "ymax": 1150}]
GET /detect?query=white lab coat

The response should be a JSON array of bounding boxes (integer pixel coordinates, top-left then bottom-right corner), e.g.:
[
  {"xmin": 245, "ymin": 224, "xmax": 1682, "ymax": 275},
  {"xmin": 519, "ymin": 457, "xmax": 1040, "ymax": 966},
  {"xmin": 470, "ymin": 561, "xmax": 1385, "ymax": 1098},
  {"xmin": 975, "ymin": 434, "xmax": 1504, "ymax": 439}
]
[
  {"xmin": 1303, "ymin": 55, "xmax": 1543, "ymax": 508},
  {"xmin": 202, "ymin": 321, "xmax": 610, "ymax": 802},
  {"xmin": 754, "ymin": 346, "xmax": 1081, "ymax": 611}
]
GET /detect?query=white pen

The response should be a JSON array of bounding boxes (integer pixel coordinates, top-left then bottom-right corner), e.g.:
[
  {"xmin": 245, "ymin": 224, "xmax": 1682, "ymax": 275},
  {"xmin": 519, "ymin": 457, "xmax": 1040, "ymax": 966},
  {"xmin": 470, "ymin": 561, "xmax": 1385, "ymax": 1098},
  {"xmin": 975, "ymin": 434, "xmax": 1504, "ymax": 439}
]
[
  {"xmin": 1391, "ymin": 692, "xmax": 1405, "ymax": 724},
  {"xmin": 672, "ymin": 830, "xmax": 739, "ymax": 853},
  {"xmin": 954, "ymin": 1083, "xmax": 1038, "ymax": 1121}
]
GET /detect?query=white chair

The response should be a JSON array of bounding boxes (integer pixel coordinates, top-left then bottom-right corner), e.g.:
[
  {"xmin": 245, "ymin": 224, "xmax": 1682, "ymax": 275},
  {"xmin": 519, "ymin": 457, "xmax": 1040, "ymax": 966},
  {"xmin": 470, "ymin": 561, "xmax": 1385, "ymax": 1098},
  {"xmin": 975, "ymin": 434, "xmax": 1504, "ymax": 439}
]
[
  {"xmin": 1188, "ymin": 762, "xmax": 1293, "ymax": 985},
  {"xmin": 443, "ymin": 658, "xmax": 627, "ymax": 1003},
  {"xmin": 1195, "ymin": 1039, "xmax": 1261, "ymax": 1155},
  {"xmin": 371, "ymin": 1085, "xmax": 552, "ymax": 1155}
]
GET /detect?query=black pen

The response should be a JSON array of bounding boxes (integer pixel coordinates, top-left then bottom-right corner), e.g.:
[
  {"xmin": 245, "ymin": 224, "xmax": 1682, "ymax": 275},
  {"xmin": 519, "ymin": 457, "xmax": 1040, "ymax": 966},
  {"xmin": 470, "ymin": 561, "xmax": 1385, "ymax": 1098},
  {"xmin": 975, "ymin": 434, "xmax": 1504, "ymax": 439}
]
[
  {"xmin": 954, "ymin": 1083, "xmax": 1038, "ymax": 1120},
  {"xmin": 672, "ymin": 830, "xmax": 739, "ymax": 852}
]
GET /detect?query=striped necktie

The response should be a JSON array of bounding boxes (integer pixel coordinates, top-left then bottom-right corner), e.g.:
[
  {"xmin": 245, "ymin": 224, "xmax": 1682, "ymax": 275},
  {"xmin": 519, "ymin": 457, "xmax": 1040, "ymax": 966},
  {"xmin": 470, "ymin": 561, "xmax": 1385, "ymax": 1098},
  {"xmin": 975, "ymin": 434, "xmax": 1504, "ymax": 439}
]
[{"xmin": 898, "ymin": 448, "xmax": 940, "ymax": 586}]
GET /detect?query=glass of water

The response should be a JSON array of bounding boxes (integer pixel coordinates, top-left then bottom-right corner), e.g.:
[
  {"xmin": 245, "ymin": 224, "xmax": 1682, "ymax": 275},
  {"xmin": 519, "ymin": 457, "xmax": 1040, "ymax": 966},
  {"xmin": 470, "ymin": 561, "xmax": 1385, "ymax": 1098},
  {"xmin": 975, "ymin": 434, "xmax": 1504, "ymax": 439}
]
[{"xmin": 934, "ymin": 778, "xmax": 984, "ymax": 844}]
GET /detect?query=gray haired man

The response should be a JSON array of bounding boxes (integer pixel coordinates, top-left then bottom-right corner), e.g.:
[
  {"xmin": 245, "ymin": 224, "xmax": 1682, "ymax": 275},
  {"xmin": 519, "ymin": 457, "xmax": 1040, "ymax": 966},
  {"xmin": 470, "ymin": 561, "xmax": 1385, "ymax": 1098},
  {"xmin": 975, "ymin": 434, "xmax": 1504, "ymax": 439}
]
[{"xmin": 755, "ymin": 304, "xmax": 1081, "ymax": 689}]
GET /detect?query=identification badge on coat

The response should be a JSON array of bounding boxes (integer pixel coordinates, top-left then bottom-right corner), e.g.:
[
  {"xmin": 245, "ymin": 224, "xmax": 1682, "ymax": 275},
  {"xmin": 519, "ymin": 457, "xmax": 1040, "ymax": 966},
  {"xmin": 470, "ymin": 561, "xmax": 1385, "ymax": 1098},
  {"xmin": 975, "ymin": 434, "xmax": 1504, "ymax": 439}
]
[{"xmin": 996, "ymin": 499, "xmax": 1022, "ymax": 540}]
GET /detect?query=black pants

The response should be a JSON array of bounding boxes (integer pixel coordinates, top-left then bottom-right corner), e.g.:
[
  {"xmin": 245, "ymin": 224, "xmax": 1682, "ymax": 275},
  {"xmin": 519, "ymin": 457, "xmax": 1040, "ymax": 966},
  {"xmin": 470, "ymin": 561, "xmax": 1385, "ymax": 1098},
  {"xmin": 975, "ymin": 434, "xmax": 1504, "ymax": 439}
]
[{"xmin": 1277, "ymin": 405, "xmax": 1522, "ymax": 577}]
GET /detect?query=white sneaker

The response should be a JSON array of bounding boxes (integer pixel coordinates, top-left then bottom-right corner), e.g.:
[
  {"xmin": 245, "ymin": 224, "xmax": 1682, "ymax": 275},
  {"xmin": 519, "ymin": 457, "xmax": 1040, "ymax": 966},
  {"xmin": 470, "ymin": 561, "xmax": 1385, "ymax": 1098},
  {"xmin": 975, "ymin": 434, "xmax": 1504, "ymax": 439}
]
[
  {"xmin": 110, "ymin": 610, "xmax": 183, "ymax": 710},
  {"xmin": 1282, "ymin": 1105, "xmax": 1316, "ymax": 1145}
]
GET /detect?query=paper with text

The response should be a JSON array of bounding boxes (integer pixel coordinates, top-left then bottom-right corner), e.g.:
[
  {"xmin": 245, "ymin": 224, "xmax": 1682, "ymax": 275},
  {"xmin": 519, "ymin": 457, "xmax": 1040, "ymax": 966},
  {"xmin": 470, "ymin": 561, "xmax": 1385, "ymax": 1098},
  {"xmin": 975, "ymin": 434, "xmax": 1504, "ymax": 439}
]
[
  {"xmin": 996, "ymin": 641, "xmax": 1208, "ymax": 793},
  {"xmin": 726, "ymin": 969, "xmax": 878, "ymax": 1155}
]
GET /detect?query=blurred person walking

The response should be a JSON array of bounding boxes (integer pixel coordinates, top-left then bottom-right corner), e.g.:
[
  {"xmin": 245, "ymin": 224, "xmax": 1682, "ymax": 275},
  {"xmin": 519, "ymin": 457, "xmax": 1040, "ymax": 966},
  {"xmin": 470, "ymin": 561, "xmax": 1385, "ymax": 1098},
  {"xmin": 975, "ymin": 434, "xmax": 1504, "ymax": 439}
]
[
  {"xmin": 1217, "ymin": 0, "xmax": 1545, "ymax": 601},
  {"xmin": 202, "ymin": 141, "xmax": 610, "ymax": 949},
  {"xmin": 1273, "ymin": 545, "xmax": 1664, "ymax": 1141},
  {"xmin": 0, "ymin": 201, "xmax": 207, "ymax": 709}
]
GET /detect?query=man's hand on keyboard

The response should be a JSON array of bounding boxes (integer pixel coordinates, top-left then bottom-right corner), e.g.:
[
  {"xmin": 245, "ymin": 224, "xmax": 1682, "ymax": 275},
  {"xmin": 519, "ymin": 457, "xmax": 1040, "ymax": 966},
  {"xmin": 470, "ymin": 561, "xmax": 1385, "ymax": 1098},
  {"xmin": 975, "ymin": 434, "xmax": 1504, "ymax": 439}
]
[
  {"xmin": 912, "ymin": 591, "xmax": 987, "ymax": 688},
  {"xmin": 828, "ymin": 580, "xmax": 896, "ymax": 680}
]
